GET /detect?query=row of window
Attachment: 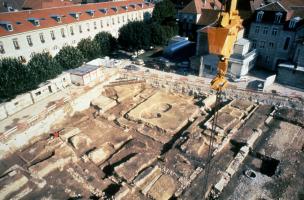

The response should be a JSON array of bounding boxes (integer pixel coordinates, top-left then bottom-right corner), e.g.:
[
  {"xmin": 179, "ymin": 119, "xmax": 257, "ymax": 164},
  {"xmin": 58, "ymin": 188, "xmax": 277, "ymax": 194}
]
[
  {"xmin": 252, "ymin": 37, "xmax": 290, "ymax": 50},
  {"xmin": 252, "ymin": 40, "xmax": 275, "ymax": 49},
  {"xmin": 256, "ymin": 11, "xmax": 282, "ymax": 24},
  {"xmin": 0, "ymin": 13, "xmax": 144, "ymax": 53},
  {"xmin": 256, "ymin": 11, "xmax": 300, "ymax": 29},
  {"xmin": 254, "ymin": 26, "xmax": 278, "ymax": 36}
]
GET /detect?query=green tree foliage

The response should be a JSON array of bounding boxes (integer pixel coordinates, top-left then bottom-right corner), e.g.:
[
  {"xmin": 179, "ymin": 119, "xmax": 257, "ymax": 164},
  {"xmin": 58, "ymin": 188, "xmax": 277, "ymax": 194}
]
[
  {"xmin": 27, "ymin": 52, "xmax": 62, "ymax": 87},
  {"xmin": 118, "ymin": 21, "xmax": 151, "ymax": 52},
  {"xmin": 55, "ymin": 46, "xmax": 84, "ymax": 70},
  {"xmin": 77, "ymin": 38, "xmax": 101, "ymax": 61},
  {"xmin": 0, "ymin": 58, "xmax": 29, "ymax": 99},
  {"xmin": 152, "ymin": 0, "xmax": 177, "ymax": 25},
  {"xmin": 150, "ymin": 23, "xmax": 167, "ymax": 45},
  {"xmin": 94, "ymin": 32, "xmax": 117, "ymax": 56}
]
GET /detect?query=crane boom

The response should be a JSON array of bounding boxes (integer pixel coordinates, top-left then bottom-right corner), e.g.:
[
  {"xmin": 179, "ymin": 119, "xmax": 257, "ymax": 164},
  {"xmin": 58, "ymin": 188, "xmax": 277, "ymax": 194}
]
[{"xmin": 206, "ymin": 0, "xmax": 243, "ymax": 91}]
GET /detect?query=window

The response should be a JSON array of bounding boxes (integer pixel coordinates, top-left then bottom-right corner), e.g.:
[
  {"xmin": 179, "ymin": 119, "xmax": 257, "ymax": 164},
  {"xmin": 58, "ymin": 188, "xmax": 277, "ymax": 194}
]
[
  {"xmin": 61, "ymin": 28, "xmax": 65, "ymax": 37},
  {"xmin": 13, "ymin": 38, "xmax": 20, "ymax": 50},
  {"xmin": 39, "ymin": 33, "xmax": 45, "ymax": 43},
  {"xmin": 100, "ymin": 20, "xmax": 103, "ymax": 28},
  {"xmin": 79, "ymin": 25, "xmax": 82, "ymax": 33},
  {"xmin": 252, "ymin": 39, "xmax": 257, "ymax": 48},
  {"xmin": 6, "ymin": 24, "xmax": 13, "ymax": 31},
  {"xmin": 18, "ymin": 56, "xmax": 26, "ymax": 63},
  {"xmin": 33, "ymin": 20, "xmax": 40, "ymax": 26},
  {"xmin": 255, "ymin": 26, "xmax": 260, "ymax": 34},
  {"xmin": 289, "ymin": 17, "xmax": 301, "ymax": 29},
  {"xmin": 107, "ymin": 19, "xmax": 109, "ymax": 26},
  {"xmin": 123, "ymin": 16, "xmax": 125, "ymax": 23},
  {"xmin": 283, "ymin": 37, "xmax": 290, "ymax": 50},
  {"xmin": 0, "ymin": 42, "xmax": 5, "ymax": 54},
  {"xmin": 275, "ymin": 12, "xmax": 282, "ymax": 24},
  {"xmin": 26, "ymin": 35, "xmax": 33, "ymax": 46},
  {"xmin": 86, "ymin": 23, "xmax": 90, "ymax": 31},
  {"xmin": 94, "ymin": 22, "xmax": 97, "ymax": 29},
  {"xmin": 112, "ymin": 18, "xmax": 115, "ymax": 25},
  {"xmin": 269, "ymin": 42, "xmax": 274, "ymax": 48},
  {"xmin": 118, "ymin": 16, "xmax": 120, "ymax": 23},
  {"xmin": 256, "ymin": 11, "xmax": 264, "ymax": 22},
  {"xmin": 70, "ymin": 26, "xmax": 74, "ymax": 35},
  {"xmin": 260, "ymin": 41, "xmax": 265, "ymax": 48},
  {"xmin": 272, "ymin": 28, "xmax": 278, "ymax": 36},
  {"xmin": 263, "ymin": 27, "xmax": 268, "ymax": 35},
  {"xmin": 56, "ymin": 16, "xmax": 62, "ymax": 23},
  {"xmin": 50, "ymin": 30, "xmax": 55, "ymax": 40},
  {"xmin": 265, "ymin": 56, "xmax": 270, "ymax": 64}
]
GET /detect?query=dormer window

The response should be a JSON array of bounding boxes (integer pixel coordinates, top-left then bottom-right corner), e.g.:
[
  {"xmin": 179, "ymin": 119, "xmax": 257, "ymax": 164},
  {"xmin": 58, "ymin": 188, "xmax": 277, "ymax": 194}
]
[
  {"xmin": 100, "ymin": 8, "xmax": 108, "ymax": 14},
  {"xmin": 6, "ymin": 23, "xmax": 13, "ymax": 31},
  {"xmin": 129, "ymin": 4, "xmax": 136, "ymax": 9},
  {"xmin": 28, "ymin": 18, "xmax": 40, "ymax": 26},
  {"xmin": 145, "ymin": 2, "xmax": 149, "ymax": 6},
  {"xmin": 289, "ymin": 17, "xmax": 301, "ymax": 29},
  {"xmin": 138, "ymin": 3, "xmax": 144, "ymax": 8},
  {"xmin": 122, "ymin": 5, "xmax": 128, "ymax": 11},
  {"xmin": 275, "ymin": 12, "xmax": 282, "ymax": 24},
  {"xmin": 86, "ymin": 10, "xmax": 95, "ymax": 17},
  {"xmin": 51, "ymin": 15, "xmax": 62, "ymax": 23},
  {"xmin": 34, "ymin": 20, "xmax": 40, "ymax": 26},
  {"xmin": 112, "ymin": 7, "xmax": 118, "ymax": 12},
  {"xmin": 70, "ymin": 12, "xmax": 80, "ymax": 20},
  {"xmin": 256, "ymin": 11, "xmax": 264, "ymax": 22}
]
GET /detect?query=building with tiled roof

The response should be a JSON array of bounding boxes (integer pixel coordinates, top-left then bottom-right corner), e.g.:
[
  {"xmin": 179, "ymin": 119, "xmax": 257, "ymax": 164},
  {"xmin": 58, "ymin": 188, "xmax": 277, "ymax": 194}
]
[
  {"xmin": 0, "ymin": 0, "xmax": 153, "ymax": 62},
  {"xmin": 177, "ymin": 0, "xmax": 222, "ymax": 40},
  {"xmin": 248, "ymin": 0, "xmax": 304, "ymax": 70}
]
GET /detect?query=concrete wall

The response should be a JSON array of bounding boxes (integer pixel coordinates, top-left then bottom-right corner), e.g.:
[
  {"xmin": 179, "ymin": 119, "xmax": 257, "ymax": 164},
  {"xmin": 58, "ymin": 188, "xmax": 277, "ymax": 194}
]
[
  {"xmin": 277, "ymin": 66, "xmax": 304, "ymax": 89},
  {"xmin": 0, "ymin": 72, "xmax": 71, "ymax": 121},
  {"xmin": 30, "ymin": 83, "xmax": 54, "ymax": 103},
  {"xmin": 4, "ymin": 93, "xmax": 33, "ymax": 116},
  {"xmin": 49, "ymin": 72, "xmax": 71, "ymax": 90},
  {"xmin": 0, "ymin": 104, "xmax": 7, "ymax": 121}
]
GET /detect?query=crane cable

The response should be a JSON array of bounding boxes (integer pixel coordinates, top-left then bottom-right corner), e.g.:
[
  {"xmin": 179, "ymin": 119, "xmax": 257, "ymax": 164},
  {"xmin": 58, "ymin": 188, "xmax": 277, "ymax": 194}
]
[
  {"xmin": 202, "ymin": 91, "xmax": 222, "ymax": 199},
  {"xmin": 201, "ymin": 1, "xmax": 226, "ymax": 198}
]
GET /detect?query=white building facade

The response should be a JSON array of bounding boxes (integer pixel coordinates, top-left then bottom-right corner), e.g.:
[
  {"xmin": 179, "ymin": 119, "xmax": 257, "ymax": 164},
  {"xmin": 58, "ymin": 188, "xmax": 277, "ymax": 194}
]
[
  {"xmin": 0, "ymin": 0, "xmax": 154, "ymax": 62},
  {"xmin": 229, "ymin": 38, "xmax": 257, "ymax": 78}
]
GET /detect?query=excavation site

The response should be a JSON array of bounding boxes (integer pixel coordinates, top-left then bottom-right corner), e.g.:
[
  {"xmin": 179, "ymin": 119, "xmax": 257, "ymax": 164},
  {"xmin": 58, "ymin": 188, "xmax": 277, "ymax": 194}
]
[{"xmin": 0, "ymin": 72, "xmax": 303, "ymax": 200}]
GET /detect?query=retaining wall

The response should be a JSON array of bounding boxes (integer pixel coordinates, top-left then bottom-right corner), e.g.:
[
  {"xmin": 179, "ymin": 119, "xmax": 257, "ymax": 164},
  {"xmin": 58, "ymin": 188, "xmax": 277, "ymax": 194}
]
[{"xmin": 119, "ymin": 70, "xmax": 304, "ymax": 110}]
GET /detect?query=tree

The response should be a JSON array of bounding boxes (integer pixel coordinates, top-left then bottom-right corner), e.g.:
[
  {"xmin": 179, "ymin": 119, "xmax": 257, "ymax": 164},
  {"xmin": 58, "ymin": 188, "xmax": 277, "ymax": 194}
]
[
  {"xmin": 150, "ymin": 23, "xmax": 168, "ymax": 45},
  {"xmin": 27, "ymin": 52, "xmax": 62, "ymax": 87},
  {"xmin": 55, "ymin": 46, "xmax": 84, "ymax": 70},
  {"xmin": 118, "ymin": 21, "xmax": 151, "ymax": 52},
  {"xmin": 77, "ymin": 38, "xmax": 101, "ymax": 61},
  {"xmin": 94, "ymin": 32, "xmax": 117, "ymax": 56},
  {"xmin": 152, "ymin": 0, "xmax": 177, "ymax": 25},
  {"xmin": 0, "ymin": 58, "xmax": 29, "ymax": 99}
]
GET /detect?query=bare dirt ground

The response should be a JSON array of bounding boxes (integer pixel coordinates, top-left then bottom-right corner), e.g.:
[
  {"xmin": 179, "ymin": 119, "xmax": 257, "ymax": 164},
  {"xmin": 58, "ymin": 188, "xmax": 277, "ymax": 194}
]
[{"xmin": 0, "ymin": 82, "xmax": 303, "ymax": 200}]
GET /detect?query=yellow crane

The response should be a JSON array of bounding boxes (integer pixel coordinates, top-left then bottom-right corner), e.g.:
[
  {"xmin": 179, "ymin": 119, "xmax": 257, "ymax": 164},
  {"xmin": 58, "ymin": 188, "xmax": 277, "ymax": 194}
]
[
  {"xmin": 206, "ymin": 0, "xmax": 243, "ymax": 91},
  {"xmin": 202, "ymin": 0, "xmax": 243, "ymax": 198}
]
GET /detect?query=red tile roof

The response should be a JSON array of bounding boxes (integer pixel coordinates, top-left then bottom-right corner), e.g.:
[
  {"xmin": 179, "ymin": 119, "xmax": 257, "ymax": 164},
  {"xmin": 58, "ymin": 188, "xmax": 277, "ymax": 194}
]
[
  {"xmin": 180, "ymin": 0, "xmax": 222, "ymax": 14},
  {"xmin": 22, "ymin": 0, "xmax": 74, "ymax": 9},
  {"xmin": 197, "ymin": 9, "xmax": 220, "ymax": 26},
  {"xmin": 0, "ymin": 0, "xmax": 153, "ymax": 37}
]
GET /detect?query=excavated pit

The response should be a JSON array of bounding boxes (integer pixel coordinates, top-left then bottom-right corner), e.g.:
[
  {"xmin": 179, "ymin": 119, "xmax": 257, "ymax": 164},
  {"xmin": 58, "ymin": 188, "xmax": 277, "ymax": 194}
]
[{"xmin": 0, "ymin": 81, "xmax": 303, "ymax": 200}]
